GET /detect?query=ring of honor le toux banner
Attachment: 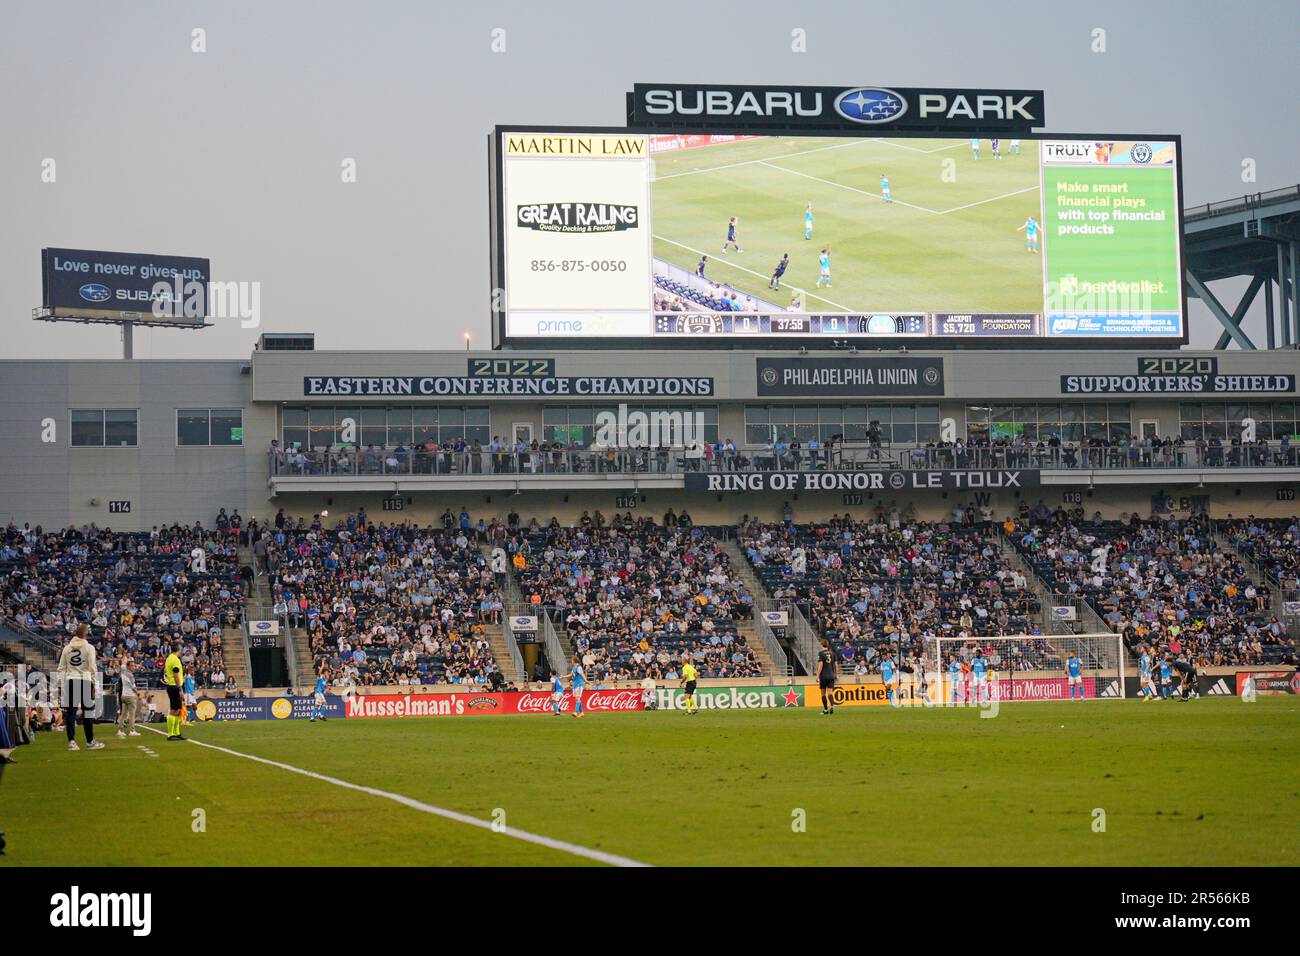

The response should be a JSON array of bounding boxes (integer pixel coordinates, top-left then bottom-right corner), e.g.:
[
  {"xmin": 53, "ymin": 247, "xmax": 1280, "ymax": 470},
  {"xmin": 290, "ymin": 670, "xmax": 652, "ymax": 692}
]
[{"xmin": 686, "ymin": 470, "xmax": 1039, "ymax": 493}]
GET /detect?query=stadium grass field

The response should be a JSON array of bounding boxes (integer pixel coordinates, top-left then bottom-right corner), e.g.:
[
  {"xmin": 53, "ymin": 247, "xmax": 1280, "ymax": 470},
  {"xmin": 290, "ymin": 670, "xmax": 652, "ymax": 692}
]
[
  {"xmin": 651, "ymin": 135, "xmax": 1043, "ymax": 315},
  {"xmin": 4, "ymin": 698, "xmax": 1297, "ymax": 867}
]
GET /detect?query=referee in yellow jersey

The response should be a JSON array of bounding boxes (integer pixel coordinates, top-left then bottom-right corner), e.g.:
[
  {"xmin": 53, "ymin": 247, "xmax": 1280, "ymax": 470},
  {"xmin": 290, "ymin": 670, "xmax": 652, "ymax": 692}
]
[
  {"xmin": 680, "ymin": 658, "xmax": 699, "ymax": 715},
  {"xmin": 163, "ymin": 645, "xmax": 186, "ymax": 741}
]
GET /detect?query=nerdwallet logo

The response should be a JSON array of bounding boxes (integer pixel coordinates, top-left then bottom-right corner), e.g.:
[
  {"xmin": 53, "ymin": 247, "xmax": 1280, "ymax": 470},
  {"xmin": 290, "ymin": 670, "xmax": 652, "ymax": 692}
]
[
  {"xmin": 50, "ymin": 885, "xmax": 152, "ymax": 936},
  {"xmin": 515, "ymin": 203, "xmax": 639, "ymax": 234}
]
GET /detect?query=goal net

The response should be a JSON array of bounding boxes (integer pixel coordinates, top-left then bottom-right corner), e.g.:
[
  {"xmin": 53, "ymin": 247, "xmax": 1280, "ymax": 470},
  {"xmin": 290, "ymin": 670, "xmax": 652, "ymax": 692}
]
[{"xmin": 922, "ymin": 633, "xmax": 1125, "ymax": 706}]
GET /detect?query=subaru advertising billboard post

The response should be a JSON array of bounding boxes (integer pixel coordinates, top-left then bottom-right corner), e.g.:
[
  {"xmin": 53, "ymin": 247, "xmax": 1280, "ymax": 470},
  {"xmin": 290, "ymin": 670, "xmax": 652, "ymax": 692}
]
[{"xmin": 40, "ymin": 247, "xmax": 210, "ymax": 326}]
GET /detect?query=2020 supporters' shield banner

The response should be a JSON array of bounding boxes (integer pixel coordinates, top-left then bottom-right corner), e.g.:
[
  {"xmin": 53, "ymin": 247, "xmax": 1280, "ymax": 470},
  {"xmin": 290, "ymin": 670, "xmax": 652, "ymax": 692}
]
[{"xmin": 684, "ymin": 470, "xmax": 1040, "ymax": 493}]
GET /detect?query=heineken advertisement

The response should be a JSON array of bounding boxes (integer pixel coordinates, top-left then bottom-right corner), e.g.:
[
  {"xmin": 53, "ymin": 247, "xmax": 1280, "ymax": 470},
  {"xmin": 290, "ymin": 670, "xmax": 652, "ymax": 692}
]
[
  {"xmin": 655, "ymin": 684, "xmax": 804, "ymax": 711},
  {"xmin": 685, "ymin": 469, "xmax": 1039, "ymax": 493}
]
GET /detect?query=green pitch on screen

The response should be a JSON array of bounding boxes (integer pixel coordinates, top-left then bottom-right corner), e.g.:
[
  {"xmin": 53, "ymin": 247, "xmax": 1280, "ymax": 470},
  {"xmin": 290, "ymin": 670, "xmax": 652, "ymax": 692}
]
[{"xmin": 1042, "ymin": 165, "xmax": 1181, "ymax": 314}]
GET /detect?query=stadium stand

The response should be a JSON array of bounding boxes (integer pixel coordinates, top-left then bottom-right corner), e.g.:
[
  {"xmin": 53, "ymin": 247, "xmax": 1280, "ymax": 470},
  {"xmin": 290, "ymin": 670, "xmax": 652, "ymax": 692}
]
[
  {"xmin": 1009, "ymin": 515, "xmax": 1294, "ymax": 666},
  {"xmin": 737, "ymin": 516, "xmax": 1042, "ymax": 672},
  {"xmin": 0, "ymin": 522, "xmax": 242, "ymax": 688},
  {"xmin": 508, "ymin": 519, "xmax": 761, "ymax": 680},
  {"xmin": 259, "ymin": 520, "xmax": 507, "ymax": 688}
]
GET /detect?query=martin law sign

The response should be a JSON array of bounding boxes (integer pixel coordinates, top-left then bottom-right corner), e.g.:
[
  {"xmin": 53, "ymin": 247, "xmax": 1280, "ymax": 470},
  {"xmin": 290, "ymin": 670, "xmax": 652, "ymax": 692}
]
[{"xmin": 685, "ymin": 470, "xmax": 1039, "ymax": 493}]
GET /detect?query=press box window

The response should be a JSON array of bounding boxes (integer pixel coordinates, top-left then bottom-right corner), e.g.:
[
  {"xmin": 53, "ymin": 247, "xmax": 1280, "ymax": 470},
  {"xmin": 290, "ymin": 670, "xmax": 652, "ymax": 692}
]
[
  {"xmin": 71, "ymin": 409, "xmax": 138, "ymax": 447},
  {"xmin": 178, "ymin": 409, "xmax": 244, "ymax": 446}
]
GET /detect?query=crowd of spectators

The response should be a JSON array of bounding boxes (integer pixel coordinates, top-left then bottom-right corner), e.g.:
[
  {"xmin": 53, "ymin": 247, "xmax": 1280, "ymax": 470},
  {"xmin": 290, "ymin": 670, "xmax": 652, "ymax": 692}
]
[
  {"xmin": 0, "ymin": 522, "xmax": 243, "ymax": 688},
  {"xmin": 260, "ymin": 517, "xmax": 506, "ymax": 688},
  {"xmin": 508, "ymin": 519, "xmax": 760, "ymax": 681},
  {"xmin": 1220, "ymin": 516, "xmax": 1300, "ymax": 591},
  {"xmin": 738, "ymin": 514, "xmax": 1041, "ymax": 673},
  {"xmin": 914, "ymin": 434, "xmax": 1297, "ymax": 470},
  {"xmin": 1011, "ymin": 514, "xmax": 1293, "ymax": 666}
]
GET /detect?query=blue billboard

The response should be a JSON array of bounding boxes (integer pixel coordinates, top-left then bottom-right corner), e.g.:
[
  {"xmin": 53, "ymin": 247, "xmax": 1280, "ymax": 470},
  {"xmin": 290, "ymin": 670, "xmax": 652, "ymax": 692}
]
[{"xmin": 41, "ymin": 247, "xmax": 209, "ymax": 324}]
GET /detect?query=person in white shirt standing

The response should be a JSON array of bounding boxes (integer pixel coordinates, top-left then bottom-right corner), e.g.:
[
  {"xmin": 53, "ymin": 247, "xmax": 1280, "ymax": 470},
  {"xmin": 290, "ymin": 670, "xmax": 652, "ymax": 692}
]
[
  {"xmin": 116, "ymin": 656, "xmax": 142, "ymax": 738},
  {"xmin": 57, "ymin": 624, "xmax": 104, "ymax": 751}
]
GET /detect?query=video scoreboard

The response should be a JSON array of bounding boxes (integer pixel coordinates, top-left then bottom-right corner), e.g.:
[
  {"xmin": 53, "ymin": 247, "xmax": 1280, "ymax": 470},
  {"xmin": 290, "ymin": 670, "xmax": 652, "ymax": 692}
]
[{"xmin": 490, "ymin": 125, "xmax": 1187, "ymax": 349}]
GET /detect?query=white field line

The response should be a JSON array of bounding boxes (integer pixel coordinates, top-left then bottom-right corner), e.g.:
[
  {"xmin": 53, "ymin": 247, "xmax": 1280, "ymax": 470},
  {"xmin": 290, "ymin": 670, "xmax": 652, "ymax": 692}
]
[
  {"xmin": 937, "ymin": 184, "xmax": 1040, "ymax": 214},
  {"xmin": 653, "ymin": 138, "xmax": 881, "ymax": 181},
  {"xmin": 141, "ymin": 725, "xmax": 649, "ymax": 867},
  {"xmin": 757, "ymin": 161, "xmax": 941, "ymax": 215},
  {"xmin": 652, "ymin": 235, "xmax": 856, "ymax": 312}
]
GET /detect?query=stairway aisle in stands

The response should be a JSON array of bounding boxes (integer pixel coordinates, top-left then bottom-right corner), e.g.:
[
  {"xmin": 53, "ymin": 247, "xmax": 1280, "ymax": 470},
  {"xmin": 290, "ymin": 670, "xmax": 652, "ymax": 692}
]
[{"xmin": 719, "ymin": 536, "xmax": 785, "ymax": 677}]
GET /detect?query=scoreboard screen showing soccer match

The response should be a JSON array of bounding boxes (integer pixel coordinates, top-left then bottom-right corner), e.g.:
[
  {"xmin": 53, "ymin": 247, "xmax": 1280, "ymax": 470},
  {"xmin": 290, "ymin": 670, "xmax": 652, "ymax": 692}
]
[{"xmin": 493, "ymin": 128, "xmax": 1186, "ymax": 345}]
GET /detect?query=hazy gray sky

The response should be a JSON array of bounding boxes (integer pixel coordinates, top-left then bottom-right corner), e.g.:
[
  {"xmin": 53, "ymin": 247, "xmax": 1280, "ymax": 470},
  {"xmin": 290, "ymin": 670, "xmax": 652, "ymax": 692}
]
[{"xmin": 1, "ymin": 0, "xmax": 1296, "ymax": 358}]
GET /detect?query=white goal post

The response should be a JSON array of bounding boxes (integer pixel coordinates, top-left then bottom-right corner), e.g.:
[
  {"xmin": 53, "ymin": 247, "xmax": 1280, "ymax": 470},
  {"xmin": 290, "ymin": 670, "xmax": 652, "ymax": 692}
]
[{"xmin": 922, "ymin": 633, "xmax": 1127, "ymax": 705}]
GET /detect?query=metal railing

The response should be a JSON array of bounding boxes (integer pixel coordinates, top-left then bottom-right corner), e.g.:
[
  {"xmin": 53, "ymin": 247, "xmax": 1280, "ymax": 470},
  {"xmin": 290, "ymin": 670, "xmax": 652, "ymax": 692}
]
[
  {"xmin": 780, "ymin": 602, "xmax": 822, "ymax": 676},
  {"xmin": 752, "ymin": 608, "xmax": 793, "ymax": 678},
  {"xmin": 501, "ymin": 610, "xmax": 527, "ymax": 680},
  {"xmin": 539, "ymin": 610, "xmax": 569, "ymax": 675},
  {"xmin": 269, "ymin": 440, "xmax": 1300, "ymax": 481}
]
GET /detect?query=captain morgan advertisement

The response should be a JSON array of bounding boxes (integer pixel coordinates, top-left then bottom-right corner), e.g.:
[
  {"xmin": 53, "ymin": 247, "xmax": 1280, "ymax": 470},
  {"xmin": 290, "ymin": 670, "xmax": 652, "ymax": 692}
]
[{"xmin": 497, "ymin": 125, "xmax": 1185, "ymax": 343}]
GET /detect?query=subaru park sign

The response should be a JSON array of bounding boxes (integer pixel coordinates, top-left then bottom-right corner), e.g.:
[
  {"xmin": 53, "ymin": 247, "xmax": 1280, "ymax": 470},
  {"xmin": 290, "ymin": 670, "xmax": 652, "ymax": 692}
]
[{"xmin": 628, "ymin": 84, "xmax": 1044, "ymax": 131}]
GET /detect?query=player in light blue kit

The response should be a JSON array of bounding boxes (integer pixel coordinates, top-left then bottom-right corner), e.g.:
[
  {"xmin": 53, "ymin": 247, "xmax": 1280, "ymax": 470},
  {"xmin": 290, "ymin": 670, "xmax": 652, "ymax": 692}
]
[
  {"xmin": 550, "ymin": 670, "xmax": 565, "ymax": 715},
  {"xmin": 816, "ymin": 247, "xmax": 832, "ymax": 288},
  {"xmin": 971, "ymin": 651, "xmax": 989, "ymax": 703},
  {"xmin": 310, "ymin": 668, "xmax": 329, "ymax": 721},
  {"xmin": 880, "ymin": 654, "xmax": 897, "ymax": 704},
  {"xmin": 948, "ymin": 657, "xmax": 963, "ymax": 704},
  {"xmin": 182, "ymin": 671, "xmax": 197, "ymax": 726},
  {"xmin": 1017, "ymin": 216, "xmax": 1039, "ymax": 253},
  {"xmin": 1138, "ymin": 646, "xmax": 1157, "ymax": 701},
  {"xmin": 804, "ymin": 202, "xmax": 813, "ymax": 240},
  {"xmin": 970, "ymin": 137, "xmax": 980, "ymax": 159},
  {"xmin": 880, "ymin": 174, "xmax": 892, "ymax": 203},
  {"xmin": 1010, "ymin": 138, "xmax": 1022, "ymax": 156},
  {"xmin": 1158, "ymin": 655, "xmax": 1173, "ymax": 700},
  {"xmin": 570, "ymin": 654, "xmax": 587, "ymax": 718},
  {"xmin": 1066, "ymin": 653, "xmax": 1084, "ymax": 700}
]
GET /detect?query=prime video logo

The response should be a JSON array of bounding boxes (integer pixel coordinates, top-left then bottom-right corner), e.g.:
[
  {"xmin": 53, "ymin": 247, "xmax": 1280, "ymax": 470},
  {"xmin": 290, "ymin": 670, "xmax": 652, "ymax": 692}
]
[
  {"xmin": 149, "ymin": 276, "xmax": 261, "ymax": 328},
  {"xmin": 49, "ymin": 886, "xmax": 152, "ymax": 936},
  {"xmin": 594, "ymin": 403, "xmax": 705, "ymax": 449}
]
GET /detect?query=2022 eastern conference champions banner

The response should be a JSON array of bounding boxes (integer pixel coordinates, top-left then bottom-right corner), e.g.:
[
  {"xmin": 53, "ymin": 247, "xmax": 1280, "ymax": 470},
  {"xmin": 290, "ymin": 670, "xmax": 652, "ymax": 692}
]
[{"xmin": 685, "ymin": 469, "xmax": 1040, "ymax": 493}]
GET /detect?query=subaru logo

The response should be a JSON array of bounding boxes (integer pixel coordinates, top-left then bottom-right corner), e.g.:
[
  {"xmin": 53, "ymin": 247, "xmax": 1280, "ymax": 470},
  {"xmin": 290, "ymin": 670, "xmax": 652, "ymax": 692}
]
[
  {"xmin": 834, "ymin": 87, "xmax": 908, "ymax": 125},
  {"xmin": 79, "ymin": 283, "xmax": 111, "ymax": 303}
]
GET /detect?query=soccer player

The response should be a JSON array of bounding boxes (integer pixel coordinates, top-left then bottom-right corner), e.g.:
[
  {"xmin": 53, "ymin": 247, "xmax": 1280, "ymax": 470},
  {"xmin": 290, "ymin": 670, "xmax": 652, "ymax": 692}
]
[
  {"xmin": 550, "ymin": 670, "xmax": 565, "ymax": 715},
  {"xmin": 880, "ymin": 653, "xmax": 897, "ymax": 704},
  {"xmin": 680, "ymin": 657, "xmax": 699, "ymax": 715},
  {"xmin": 696, "ymin": 255, "xmax": 708, "ymax": 278},
  {"xmin": 769, "ymin": 253, "xmax": 789, "ymax": 290},
  {"xmin": 310, "ymin": 668, "xmax": 329, "ymax": 722},
  {"xmin": 1138, "ymin": 645, "xmax": 1157, "ymax": 701},
  {"xmin": 57, "ymin": 624, "xmax": 104, "ymax": 751},
  {"xmin": 1173, "ymin": 655, "xmax": 1199, "ymax": 702},
  {"xmin": 880, "ymin": 173, "xmax": 892, "ymax": 203},
  {"xmin": 722, "ymin": 216, "xmax": 742, "ymax": 253},
  {"xmin": 991, "ymin": 137, "xmax": 1001, "ymax": 160},
  {"xmin": 163, "ymin": 644, "xmax": 186, "ymax": 740},
  {"xmin": 970, "ymin": 649, "xmax": 989, "ymax": 703},
  {"xmin": 970, "ymin": 137, "xmax": 980, "ymax": 159},
  {"xmin": 816, "ymin": 639, "xmax": 836, "ymax": 715},
  {"xmin": 116, "ymin": 656, "xmax": 141, "ymax": 738},
  {"xmin": 1065, "ymin": 652, "xmax": 1084, "ymax": 700},
  {"xmin": 816, "ymin": 247, "xmax": 832, "ymax": 288},
  {"xmin": 182, "ymin": 669, "xmax": 197, "ymax": 726},
  {"xmin": 948, "ymin": 656, "xmax": 963, "ymax": 705},
  {"xmin": 570, "ymin": 654, "xmax": 586, "ymax": 718},
  {"xmin": 804, "ymin": 203, "xmax": 813, "ymax": 240},
  {"xmin": 1016, "ymin": 216, "xmax": 1039, "ymax": 253},
  {"xmin": 1010, "ymin": 138, "xmax": 1022, "ymax": 156}
]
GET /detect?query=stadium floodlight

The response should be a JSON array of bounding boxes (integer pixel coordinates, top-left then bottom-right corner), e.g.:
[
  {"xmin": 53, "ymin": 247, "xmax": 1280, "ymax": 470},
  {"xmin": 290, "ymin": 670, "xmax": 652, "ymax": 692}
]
[{"xmin": 922, "ymin": 633, "xmax": 1126, "ymax": 705}]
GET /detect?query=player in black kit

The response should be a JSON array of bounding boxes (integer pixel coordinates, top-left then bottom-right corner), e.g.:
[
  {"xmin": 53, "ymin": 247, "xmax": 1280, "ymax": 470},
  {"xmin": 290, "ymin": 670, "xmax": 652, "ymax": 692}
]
[
  {"xmin": 1173, "ymin": 655, "xmax": 1199, "ymax": 701},
  {"xmin": 769, "ymin": 253, "xmax": 789, "ymax": 290},
  {"xmin": 817, "ymin": 639, "xmax": 837, "ymax": 715}
]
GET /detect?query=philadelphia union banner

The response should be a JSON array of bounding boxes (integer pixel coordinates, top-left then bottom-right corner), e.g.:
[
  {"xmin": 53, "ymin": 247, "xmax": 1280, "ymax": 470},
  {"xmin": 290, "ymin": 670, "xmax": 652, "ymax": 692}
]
[{"xmin": 685, "ymin": 470, "xmax": 1040, "ymax": 493}]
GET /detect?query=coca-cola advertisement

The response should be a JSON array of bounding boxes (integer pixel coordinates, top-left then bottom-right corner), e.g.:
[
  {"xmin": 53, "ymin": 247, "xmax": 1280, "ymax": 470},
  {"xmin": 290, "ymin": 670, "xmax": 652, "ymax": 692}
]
[{"xmin": 345, "ymin": 689, "xmax": 645, "ymax": 719}]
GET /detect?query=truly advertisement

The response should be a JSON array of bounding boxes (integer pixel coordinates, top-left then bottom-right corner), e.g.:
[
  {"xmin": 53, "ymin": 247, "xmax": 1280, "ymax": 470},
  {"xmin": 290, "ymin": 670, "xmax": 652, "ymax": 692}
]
[
  {"xmin": 344, "ymin": 689, "xmax": 645, "ymax": 719},
  {"xmin": 1040, "ymin": 142, "xmax": 1183, "ymax": 338}
]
